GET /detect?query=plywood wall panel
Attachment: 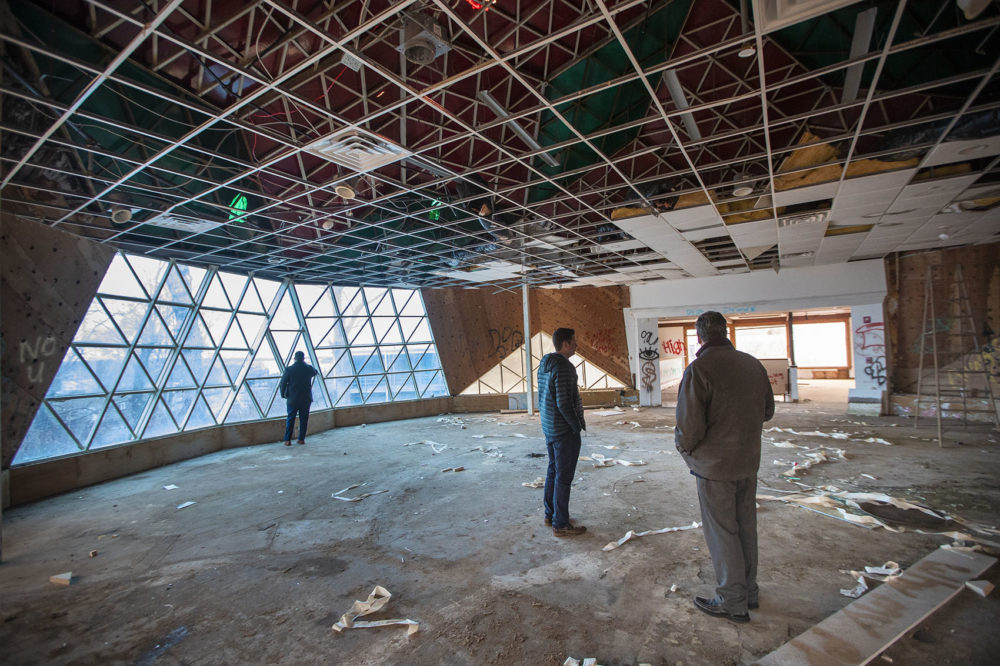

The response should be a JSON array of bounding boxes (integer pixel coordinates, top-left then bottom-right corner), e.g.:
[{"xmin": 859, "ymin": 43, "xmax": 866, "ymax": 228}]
[
  {"xmin": 423, "ymin": 285, "xmax": 631, "ymax": 394},
  {"xmin": 887, "ymin": 242, "xmax": 1000, "ymax": 393},
  {"xmin": 1, "ymin": 214, "xmax": 115, "ymax": 468}
]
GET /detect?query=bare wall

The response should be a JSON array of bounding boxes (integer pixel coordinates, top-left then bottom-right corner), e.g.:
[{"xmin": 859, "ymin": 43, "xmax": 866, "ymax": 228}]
[
  {"xmin": 1, "ymin": 214, "xmax": 115, "ymax": 468},
  {"xmin": 422, "ymin": 286, "xmax": 631, "ymax": 394}
]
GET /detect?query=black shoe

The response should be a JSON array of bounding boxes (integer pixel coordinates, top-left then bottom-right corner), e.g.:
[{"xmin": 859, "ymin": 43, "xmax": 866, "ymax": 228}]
[
  {"xmin": 748, "ymin": 600, "xmax": 759, "ymax": 610},
  {"xmin": 553, "ymin": 524, "xmax": 586, "ymax": 537},
  {"xmin": 693, "ymin": 596, "xmax": 750, "ymax": 623}
]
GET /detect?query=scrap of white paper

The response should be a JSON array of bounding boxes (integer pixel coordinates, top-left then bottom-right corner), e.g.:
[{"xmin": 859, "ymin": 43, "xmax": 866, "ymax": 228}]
[
  {"xmin": 176, "ymin": 501, "xmax": 196, "ymax": 510},
  {"xmin": 332, "ymin": 489, "xmax": 388, "ymax": 502},
  {"xmin": 603, "ymin": 521, "xmax": 702, "ymax": 551},
  {"xmin": 522, "ymin": 477, "xmax": 545, "ymax": 488},
  {"xmin": 865, "ymin": 561, "xmax": 901, "ymax": 576},
  {"xmin": 592, "ymin": 408, "xmax": 625, "ymax": 417},
  {"xmin": 472, "ymin": 445, "xmax": 503, "ymax": 458},
  {"xmin": 332, "ymin": 585, "xmax": 419, "ymax": 636},
  {"xmin": 163, "ymin": 484, "xmax": 179, "ymax": 490},
  {"xmin": 840, "ymin": 575, "xmax": 869, "ymax": 598},
  {"xmin": 862, "ymin": 437, "xmax": 893, "ymax": 445},
  {"xmin": 333, "ymin": 483, "xmax": 364, "ymax": 496}
]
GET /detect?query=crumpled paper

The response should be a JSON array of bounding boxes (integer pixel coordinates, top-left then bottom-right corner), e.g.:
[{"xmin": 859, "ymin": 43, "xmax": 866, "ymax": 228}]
[
  {"xmin": 581, "ymin": 453, "xmax": 647, "ymax": 468},
  {"xmin": 332, "ymin": 585, "xmax": 419, "ymax": 636}
]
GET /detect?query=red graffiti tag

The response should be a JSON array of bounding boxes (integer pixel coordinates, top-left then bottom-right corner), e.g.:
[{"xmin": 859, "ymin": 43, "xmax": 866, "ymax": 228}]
[
  {"xmin": 661, "ymin": 338, "xmax": 685, "ymax": 356},
  {"xmin": 585, "ymin": 327, "xmax": 617, "ymax": 356}
]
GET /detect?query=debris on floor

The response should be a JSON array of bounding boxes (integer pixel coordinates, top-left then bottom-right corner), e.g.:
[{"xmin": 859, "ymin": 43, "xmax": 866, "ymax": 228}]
[
  {"xmin": 582, "ymin": 453, "xmax": 647, "ymax": 468},
  {"xmin": 331, "ymin": 585, "xmax": 419, "ymax": 636},
  {"xmin": 613, "ymin": 421, "xmax": 641, "ymax": 429},
  {"xmin": 332, "ymin": 489, "xmax": 388, "ymax": 502},
  {"xmin": 471, "ymin": 445, "xmax": 503, "ymax": 458},
  {"xmin": 162, "ymin": 484, "xmax": 178, "ymax": 490},
  {"xmin": 563, "ymin": 658, "xmax": 600, "ymax": 666},
  {"xmin": 840, "ymin": 574, "xmax": 869, "ymax": 598},
  {"xmin": 89, "ymin": 550, "xmax": 98, "ymax": 558},
  {"xmin": 602, "ymin": 521, "xmax": 702, "ymax": 552},
  {"xmin": 775, "ymin": 447, "xmax": 847, "ymax": 477},
  {"xmin": 49, "ymin": 572, "xmax": 74, "ymax": 586},
  {"xmin": 592, "ymin": 408, "xmax": 625, "ymax": 417},
  {"xmin": 522, "ymin": 477, "xmax": 545, "ymax": 488},
  {"xmin": 766, "ymin": 427, "xmax": 849, "ymax": 439},
  {"xmin": 965, "ymin": 580, "xmax": 995, "ymax": 597},
  {"xmin": 441, "ymin": 467, "xmax": 465, "ymax": 473},
  {"xmin": 176, "ymin": 501, "xmax": 197, "ymax": 510}
]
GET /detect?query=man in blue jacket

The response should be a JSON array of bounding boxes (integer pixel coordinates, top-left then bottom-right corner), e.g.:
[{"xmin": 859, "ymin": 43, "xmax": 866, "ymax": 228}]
[
  {"xmin": 675, "ymin": 311, "xmax": 775, "ymax": 623},
  {"xmin": 537, "ymin": 327, "xmax": 587, "ymax": 536},
  {"xmin": 279, "ymin": 350, "xmax": 319, "ymax": 446}
]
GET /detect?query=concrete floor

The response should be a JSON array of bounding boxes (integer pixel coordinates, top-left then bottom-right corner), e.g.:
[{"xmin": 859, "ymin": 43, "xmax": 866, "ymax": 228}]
[{"xmin": 2, "ymin": 381, "xmax": 999, "ymax": 665}]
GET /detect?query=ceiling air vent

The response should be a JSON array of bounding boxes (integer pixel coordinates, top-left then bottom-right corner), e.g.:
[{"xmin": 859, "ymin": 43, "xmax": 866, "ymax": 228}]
[
  {"xmin": 752, "ymin": 0, "xmax": 866, "ymax": 34},
  {"xmin": 304, "ymin": 128, "xmax": 412, "ymax": 173},
  {"xmin": 144, "ymin": 214, "xmax": 222, "ymax": 234}
]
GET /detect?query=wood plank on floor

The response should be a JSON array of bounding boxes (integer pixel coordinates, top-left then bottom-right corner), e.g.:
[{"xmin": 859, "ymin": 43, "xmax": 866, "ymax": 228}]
[{"xmin": 754, "ymin": 547, "xmax": 997, "ymax": 666}]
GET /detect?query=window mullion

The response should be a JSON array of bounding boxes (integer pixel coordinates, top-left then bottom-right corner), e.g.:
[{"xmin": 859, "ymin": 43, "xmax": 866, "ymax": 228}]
[
  {"xmin": 287, "ymin": 279, "xmax": 332, "ymax": 407},
  {"xmin": 163, "ymin": 264, "xmax": 218, "ymax": 431}
]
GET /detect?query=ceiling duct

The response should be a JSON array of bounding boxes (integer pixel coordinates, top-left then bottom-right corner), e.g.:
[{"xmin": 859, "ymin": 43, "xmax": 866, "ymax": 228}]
[
  {"xmin": 304, "ymin": 128, "xmax": 412, "ymax": 172},
  {"xmin": 397, "ymin": 13, "xmax": 451, "ymax": 65}
]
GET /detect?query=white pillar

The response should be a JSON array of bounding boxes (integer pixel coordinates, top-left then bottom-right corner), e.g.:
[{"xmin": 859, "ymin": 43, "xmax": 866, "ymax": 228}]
[
  {"xmin": 523, "ymin": 279, "xmax": 533, "ymax": 415},
  {"xmin": 636, "ymin": 318, "xmax": 662, "ymax": 407},
  {"xmin": 849, "ymin": 304, "xmax": 887, "ymax": 415}
]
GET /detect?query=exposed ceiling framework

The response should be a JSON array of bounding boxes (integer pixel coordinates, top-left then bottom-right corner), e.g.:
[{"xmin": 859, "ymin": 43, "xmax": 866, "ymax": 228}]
[{"xmin": 1, "ymin": 0, "xmax": 998, "ymax": 290}]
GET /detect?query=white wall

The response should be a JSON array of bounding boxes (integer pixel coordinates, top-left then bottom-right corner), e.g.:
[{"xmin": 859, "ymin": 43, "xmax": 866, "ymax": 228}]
[
  {"xmin": 848, "ymin": 303, "xmax": 887, "ymax": 413},
  {"xmin": 659, "ymin": 325, "xmax": 685, "ymax": 389}
]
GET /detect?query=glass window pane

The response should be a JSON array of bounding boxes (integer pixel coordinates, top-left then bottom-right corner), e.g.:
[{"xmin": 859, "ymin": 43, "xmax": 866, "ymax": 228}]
[
  {"xmin": 391, "ymin": 289, "xmax": 415, "ymax": 313},
  {"xmin": 164, "ymin": 356, "xmax": 195, "ymax": 389},
  {"xmin": 247, "ymin": 378, "xmax": 279, "ymax": 414},
  {"xmin": 50, "ymin": 396, "xmax": 106, "ymax": 446},
  {"xmin": 184, "ymin": 315, "xmax": 214, "ymax": 348},
  {"xmin": 414, "ymin": 346, "xmax": 441, "ymax": 372},
  {"xmin": 239, "ymin": 284, "xmax": 265, "ymax": 313},
  {"xmin": 136, "ymin": 348, "xmax": 172, "ymax": 384},
  {"xmin": 138, "ymin": 311, "xmax": 175, "ymax": 347},
  {"xmin": 98, "ymin": 255, "xmax": 146, "ymax": 299},
  {"xmin": 158, "ymin": 267, "xmax": 192, "ymax": 304},
  {"xmin": 238, "ymin": 313, "xmax": 267, "ymax": 344},
  {"xmin": 13, "ymin": 404, "xmax": 82, "ymax": 464},
  {"xmin": 382, "ymin": 345, "xmax": 407, "ymax": 372},
  {"xmin": 183, "ymin": 349, "xmax": 216, "ymax": 384},
  {"xmin": 156, "ymin": 304, "xmax": 191, "ymax": 338},
  {"xmin": 334, "ymin": 379, "xmax": 363, "ymax": 406},
  {"xmin": 254, "ymin": 277, "xmax": 280, "ymax": 311},
  {"xmin": 91, "ymin": 406, "xmax": 133, "ymax": 450},
  {"xmin": 163, "ymin": 389, "xmax": 197, "ymax": 426},
  {"xmin": 219, "ymin": 272, "xmax": 248, "ymax": 307},
  {"xmin": 225, "ymin": 385, "xmax": 260, "ymax": 423},
  {"xmin": 334, "ymin": 286, "xmax": 364, "ymax": 316},
  {"xmin": 248, "ymin": 345, "xmax": 281, "ymax": 379},
  {"xmin": 424, "ymin": 372, "xmax": 450, "ymax": 398},
  {"xmin": 366, "ymin": 288, "xmax": 392, "ymax": 316},
  {"xmin": 177, "ymin": 263, "xmax": 207, "ymax": 296},
  {"xmin": 344, "ymin": 317, "xmax": 374, "ymax": 345},
  {"xmin": 372, "ymin": 317, "xmax": 398, "ymax": 344},
  {"xmin": 113, "ymin": 392, "xmax": 153, "ymax": 430},
  {"xmin": 360, "ymin": 375, "xmax": 389, "ymax": 403},
  {"xmin": 358, "ymin": 349, "xmax": 384, "ymax": 375},
  {"xmin": 185, "ymin": 396, "xmax": 216, "ymax": 430},
  {"xmin": 222, "ymin": 324, "xmax": 249, "ymax": 349},
  {"xmin": 202, "ymin": 387, "xmax": 232, "ymax": 420},
  {"xmin": 407, "ymin": 319, "xmax": 432, "ymax": 343},
  {"xmin": 307, "ymin": 290, "xmax": 336, "ymax": 317},
  {"xmin": 327, "ymin": 350, "xmax": 356, "ymax": 378},
  {"xmin": 75, "ymin": 346, "xmax": 127, "ymax": 392},
  {"xmin": 126, "ymin": 255, "xmax": 168, "ymax": 299},
  {"xmin": 306, "ymin": 318, "xmax": 336, "ymax": 346},
  {"xmin": 75, "ymin": 301, "xmax": 125, "ymax": 345},
  {"xmin": 202, "ymin": 276, "xmax": 231, "ymax": 309},
  {"xmin": 399, "ymin": 291, "xmax": 425, "ymax": 317},
  {"xmin": 102, "ymin": 297, "xmax": 147, "ymax": 344},
  {"xmin": 271, "ymin": 331, "xmax": 299, "ymax": 363},
  {"xmin": 220, "ymin": 350, "xmax": 249, "ymax": 382},
  {"xmin": 205, "ymin": 355, "xmax": 232, "ymax": 386},
  {"xmin": 142, "ymin": 399, "xmax": 177, "ymax": 439},
  {"xmin": 199, "ymin": 310, "xmax": 232, "ymax": 344},
  {"xmin": 271, "ymin": 293, "xmax": 297, "ymax": 328},
  {"xmin": 296, "ymin": 284, "xmax": 326, "ymax": 315},
  {"xmin": 735, "ymin": 325, "xmax": 786, "ymax": 359},
  {"xmin": 793, "ymin": 322, "xmax": 848, "ymax": 366},
  {"xmin": 49, "ymin": 348, "xmax": 103, "ymax": 396}
]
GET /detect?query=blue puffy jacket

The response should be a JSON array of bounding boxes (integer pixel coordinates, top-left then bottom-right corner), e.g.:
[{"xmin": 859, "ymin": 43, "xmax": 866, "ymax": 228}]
[{"xmin": 537, "ymin": 352, "xmax": 585, "ymax": 437}]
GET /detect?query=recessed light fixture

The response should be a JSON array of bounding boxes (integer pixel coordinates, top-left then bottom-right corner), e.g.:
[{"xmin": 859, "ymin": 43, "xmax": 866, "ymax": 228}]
[
  {"xmin": 732, "ymin": 185, "xmax": 754, "ymax": 197},
  {"xmin": 958, "ymin": 144, "xmax": 988, "ymax": 155},
  {"xmin": 738, "ymin": 44, "xmax": 756, "ymax": 58},
  {"xmin": 322, "ymin": 219, "xmax": 335, "ymax": 230}
]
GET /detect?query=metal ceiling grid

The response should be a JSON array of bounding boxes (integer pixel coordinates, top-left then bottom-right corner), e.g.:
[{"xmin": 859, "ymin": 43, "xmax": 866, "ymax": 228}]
[{"xmin": 1, "ymin": 0, "xmax": 998, "ymax": 291}]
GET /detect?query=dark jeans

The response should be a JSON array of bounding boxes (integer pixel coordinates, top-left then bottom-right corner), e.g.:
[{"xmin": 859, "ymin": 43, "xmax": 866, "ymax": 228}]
[
  {"xmin": 284, "ymin": 401, "xmax": 310, "ymax": 442},
  {"xmin": 695, "ymin": 475, "xmax": 759, "ymax": 613},
  {"xmin": 543, "ymin": 431, "xmax": 582, "ymax": 529}
]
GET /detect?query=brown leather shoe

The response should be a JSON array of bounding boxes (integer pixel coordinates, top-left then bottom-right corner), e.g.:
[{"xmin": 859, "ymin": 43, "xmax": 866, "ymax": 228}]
[
  {"xmin": 296, "ymin": 440, "xmax": 305, "ymax": 445},
  {"xmin": 552, "ymin": 524, "xmax": 586, "ymax": 537},
  {"xmin": 544, "ymin": 517, "xmax": 552, "ymax": 527},
  {"xmin": 283, "ymin": 441, "xmax": 291, "ymax": 447}
]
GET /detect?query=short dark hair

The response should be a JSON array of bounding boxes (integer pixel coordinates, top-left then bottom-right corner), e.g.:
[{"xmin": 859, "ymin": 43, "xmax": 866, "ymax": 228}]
[
  {"xmin": 695, "ymin": 311, "xmax": 728, "ymax": 342},
  {"xmin": 552, "ymin": 327, "xmax": 575, "ymax": 351},
  {"xmin": 294, "ymin": 351, "xmax": 305, "ymax": 361}
]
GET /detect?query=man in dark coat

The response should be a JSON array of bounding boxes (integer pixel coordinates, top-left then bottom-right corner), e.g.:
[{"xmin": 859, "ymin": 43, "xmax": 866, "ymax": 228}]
[
  {"xmin": 279, "ymin": 350, "xmax": 319, "ymax": 446},
  {"xmin": 675, "ymin": 311, "xmax": 775, "ymax": 623},
  {"xmin": 537, "ymin": 327, "xmax": 587, "ymax": 536}
]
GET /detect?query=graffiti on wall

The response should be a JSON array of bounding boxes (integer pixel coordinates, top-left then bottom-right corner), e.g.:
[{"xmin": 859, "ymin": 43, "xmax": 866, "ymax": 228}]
[
  {"xmin": 864, "ymin": 356, "xmax": 887, "ymax": 386},
  {"xmin": 638, "ymin": 329, "xmax": 660, "ymax": 392},
  {"xmin": 487, "ymin": 327, "xmax": 523, "ymax": 358},
  {"xmin": 661, "ymin": 338, "xmax": 685, "ymax": 357},
  {"xmin": 854, "ymin": 320, "xmax": 885, "ymax": 354},
  {"xmin": 19, "ymin": 335, "xmax": 58, "ymax": 385},
  {"xmin": 584, "ymin": 327, "xmax": 617, "ymax": 356}
]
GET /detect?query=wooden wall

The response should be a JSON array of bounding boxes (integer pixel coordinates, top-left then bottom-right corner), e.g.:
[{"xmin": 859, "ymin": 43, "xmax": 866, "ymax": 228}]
[
  {"xmin": 422, "ymin": 285, "xmax": 631, "ymax": 394},
  {"xmin": 1, "ymin": 214, "xmax": 115, "ymax": 468},
  {"xmin": 885, "ymin": 242, "xmax": 1000, "ymax": 393}
]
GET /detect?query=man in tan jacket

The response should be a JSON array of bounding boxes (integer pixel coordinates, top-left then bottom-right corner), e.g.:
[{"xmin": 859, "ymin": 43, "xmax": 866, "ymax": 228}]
[{"xmin": 675, "ymin": 311, "xmax": 775, "ymax": 623}]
